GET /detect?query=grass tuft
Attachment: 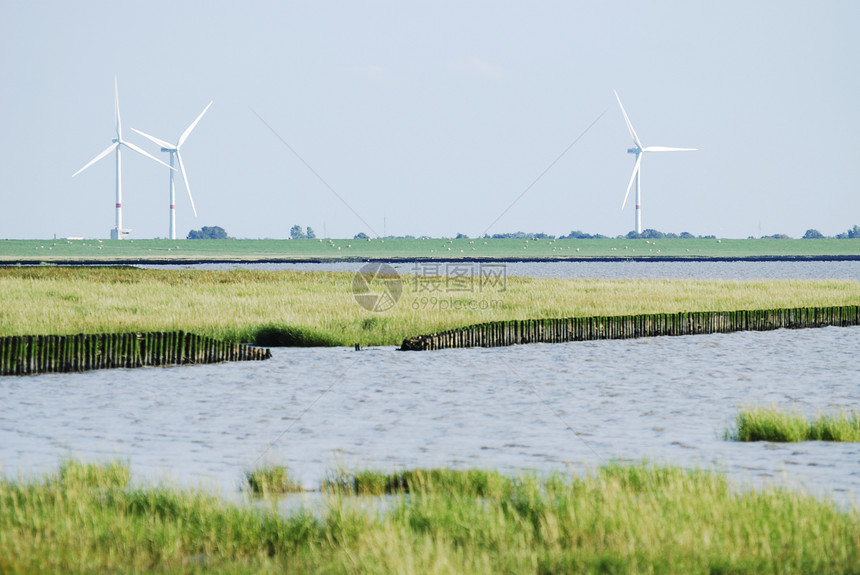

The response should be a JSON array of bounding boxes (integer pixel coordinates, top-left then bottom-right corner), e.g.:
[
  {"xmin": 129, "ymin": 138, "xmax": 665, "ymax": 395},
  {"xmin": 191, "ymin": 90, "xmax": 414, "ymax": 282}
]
[
  {"xmin": 322, "ymin": 467, "xmax": 502, "ymax": 496},
  {"xmin": 55, "ymin": 458, "xmax": 132, "ymax": 490},
  {"xmin": 245, "ymin": 464, "xmax": 305, "ymax": 495},
  {"xmin": 726, "ymin": 405, "xmax": 860, "ymax": 442}
]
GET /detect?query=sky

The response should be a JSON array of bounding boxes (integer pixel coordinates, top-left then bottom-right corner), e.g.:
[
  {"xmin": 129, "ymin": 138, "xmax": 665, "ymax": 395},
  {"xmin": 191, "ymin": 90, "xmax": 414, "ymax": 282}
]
[{"xmin": 1, "ymin": 1, "xmax": 858, "ymax": 240}]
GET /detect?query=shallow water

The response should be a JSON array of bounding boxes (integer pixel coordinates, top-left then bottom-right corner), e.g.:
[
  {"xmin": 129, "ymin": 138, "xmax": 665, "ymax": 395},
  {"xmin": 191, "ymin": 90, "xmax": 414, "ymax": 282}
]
[
  {"xmin": 141, "ymin": 260, "xmax": 860, "ymax": 281},
  {"xmin": 1, "ymin": 326, "xmax": 858, "ymax": 506}
]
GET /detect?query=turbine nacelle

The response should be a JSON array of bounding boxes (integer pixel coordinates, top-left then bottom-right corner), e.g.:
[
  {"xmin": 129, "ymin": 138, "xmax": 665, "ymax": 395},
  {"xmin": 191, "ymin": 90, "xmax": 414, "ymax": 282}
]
[
  {"xmin": 132, "ymin": 100, "xmax": 212, "ymax": 239},
  {"xmin": 72, "ymin": 76, "xmax": 175, "ymax": 239},
  {"xmin": 614, "ymin": 90, "xmax": 697, "ymax": 234}
]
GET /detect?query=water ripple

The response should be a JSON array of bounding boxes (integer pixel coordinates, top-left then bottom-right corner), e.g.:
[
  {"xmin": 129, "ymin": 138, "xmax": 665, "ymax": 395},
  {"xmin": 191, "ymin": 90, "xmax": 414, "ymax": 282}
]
[{"xmin": 0, "ymin": 326, "xmax": 858, "ymax": 506}]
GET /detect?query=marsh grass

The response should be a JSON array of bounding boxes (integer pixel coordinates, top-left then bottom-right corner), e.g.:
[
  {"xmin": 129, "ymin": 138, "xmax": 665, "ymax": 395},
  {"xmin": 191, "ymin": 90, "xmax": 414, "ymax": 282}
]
[
  {"xmin": 245, "ymin": 464, "xmax": 305, "ymax": 495},
  {"xmin": 2, "ymin": 460, "xmax": 858, "ymax": 573},
  {"xmin": 727, "ymin": 406, "xmax": 860, "ymax": 442},
  {"xmin": 1, "ymin": 267, "xmax": 857, "ymax": 346},
  {"xmin": 322, "ymin": 467, "xmax": 502, "ymax": 496}
]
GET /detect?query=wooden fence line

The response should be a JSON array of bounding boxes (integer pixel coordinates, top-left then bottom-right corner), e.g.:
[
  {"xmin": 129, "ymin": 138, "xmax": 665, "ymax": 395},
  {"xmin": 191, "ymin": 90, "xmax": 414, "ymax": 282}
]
[
  {"xmin": 400, "ymin": 305, "xmax": 860, "ymax": 351},
  {"xmin": 0, "ymin": 331, "xmax": 271, "ymax": 376}
]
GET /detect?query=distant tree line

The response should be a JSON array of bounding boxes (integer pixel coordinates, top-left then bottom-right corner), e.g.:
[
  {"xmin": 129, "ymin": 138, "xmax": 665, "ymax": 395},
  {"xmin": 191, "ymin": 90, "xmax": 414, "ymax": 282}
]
[
  {"xmin": 759, "ymin": 225, "xmax": 860, "ymax": 240},
  {"xmin": 836, "ymin": 225, "xmax": 860, "ymax": 239},
  {"xmin": 623, "ymin": 229, "xmax": 716, "ymax": 240},
  {"xmin": 290, "ymin": 225, "xmax": 316, "ymax": 239},
  {"xmin": 561, "ymin": 230, "xmax": 609, "ymax": 239},
  {"xmin": 481, "ymin": 231, "xmax": 557, "ymax": 240},
  {"xmin": 465, "ymin": 230, "xmax": 716, "ymax": 240},
  {"xmin": 471, "ymin": 224, "xmax": 860, "ymax": 241},
  {"xmin": 189, "ymin": 223, "xmax": 860, "ymax": 241},
  {"xmin": 187, "ymin": 226, "xmax": 229, "ymax": 239},
  {"xmin": 805, "ymin": 225, "xmax": 860, "ymax": 239}
]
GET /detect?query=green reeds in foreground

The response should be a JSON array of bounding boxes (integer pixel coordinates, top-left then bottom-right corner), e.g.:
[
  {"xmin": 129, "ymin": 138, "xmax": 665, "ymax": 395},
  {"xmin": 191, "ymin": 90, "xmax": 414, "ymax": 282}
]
[
  {"xmin": 245, "ymin": 464, "xmax": 304, "ymax": 495},
  {"xmin": 2, "ymin": 460, "xmax": 859, "ymax": 573},
  {"xmin": 727, "ymin": 405, "xmax": 860, "ymax": 442}
]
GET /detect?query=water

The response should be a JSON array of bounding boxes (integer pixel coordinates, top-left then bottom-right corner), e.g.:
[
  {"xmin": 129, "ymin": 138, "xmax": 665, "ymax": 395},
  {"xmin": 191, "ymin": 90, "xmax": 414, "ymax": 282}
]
[
  {"xmin": 1, "ymin": 326, "xmax": 858, "ymax": 506},
  {"xmin": 140, "ymin": 260, "xmax": 860, "ymax": 281}
]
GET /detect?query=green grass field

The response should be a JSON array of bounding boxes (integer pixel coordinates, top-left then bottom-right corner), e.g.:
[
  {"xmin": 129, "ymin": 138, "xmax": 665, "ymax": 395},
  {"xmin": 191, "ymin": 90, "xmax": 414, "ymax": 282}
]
[
  {"xmin": 1, "ymin": 267, "xmax": 858, "ymax": 345},
  {"xmin": 1, "ymin": 237, "xmax": 859, "ymax": 262},
  {"xmin": 2, "ymin": 460, "xmax": 857, "ymax": 574}
]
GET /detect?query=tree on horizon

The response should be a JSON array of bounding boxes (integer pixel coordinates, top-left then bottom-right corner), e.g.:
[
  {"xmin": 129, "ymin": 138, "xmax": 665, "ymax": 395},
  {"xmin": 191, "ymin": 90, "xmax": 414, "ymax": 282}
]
[{"xmin": 187, "ymin": 226, "xmax": 228, "ymax": 240}]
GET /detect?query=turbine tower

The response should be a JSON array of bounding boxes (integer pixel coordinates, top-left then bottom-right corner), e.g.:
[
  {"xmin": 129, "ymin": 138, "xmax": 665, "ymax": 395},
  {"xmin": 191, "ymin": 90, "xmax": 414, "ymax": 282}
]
[
  {"xmin": 73, "ymin": 77, "xmax": 174, "ymax": 239},
  {"xmin": 132, "ymin": 101, "xmax": 212, "ymax": 240},
  {"xmin": 614, "ymin": 90, "xmax": 697, "ymax": 235}
]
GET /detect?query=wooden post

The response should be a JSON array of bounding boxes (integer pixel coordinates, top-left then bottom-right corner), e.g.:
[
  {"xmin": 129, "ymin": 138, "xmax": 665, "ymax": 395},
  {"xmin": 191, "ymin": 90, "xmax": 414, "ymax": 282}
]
[
  {"xmin": 28, "ymin": 336, "xmax": 38, "ymax": 375},
  {"xmin": 11, "ymin": 337, "xmax": 20, "ymax": 375},
  {"xmin": 124, "ymin": 333, "xmax": 132, "ymax": 368},
  {"xmin": 71, "ymin": 334, "xmax": 78, "ymax": 372},
  {"xmin": 116, "ymin": 333, "xmax": 124, "ymax": 368}
]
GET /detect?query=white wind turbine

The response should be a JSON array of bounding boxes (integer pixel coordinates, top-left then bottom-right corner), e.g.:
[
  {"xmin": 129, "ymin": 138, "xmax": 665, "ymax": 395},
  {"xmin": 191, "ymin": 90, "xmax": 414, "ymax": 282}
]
[
  {"xmin": 132, "ymin": 102, "xmax": 212, "ymax": 240},
  {"xmin": 72, "ymin": 77, "xmax": 174, "ymax": 240},
  {"xmin": 614, "ymin": 90, "xmax": 697, "ymax": 235}
]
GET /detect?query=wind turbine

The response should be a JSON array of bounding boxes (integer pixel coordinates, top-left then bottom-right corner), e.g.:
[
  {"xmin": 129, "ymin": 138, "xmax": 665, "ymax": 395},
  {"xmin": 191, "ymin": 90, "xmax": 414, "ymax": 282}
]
[
  {"xmin": 73, "ymin": 77, "xmax": 174, "ymax": 239},
  {"xmin": 614, "ymin": 90, "xmax": 696, "ymax": 235},
  {"xmin": 132, "ymin": 102, "xmax": 212, "ymax": 240}
]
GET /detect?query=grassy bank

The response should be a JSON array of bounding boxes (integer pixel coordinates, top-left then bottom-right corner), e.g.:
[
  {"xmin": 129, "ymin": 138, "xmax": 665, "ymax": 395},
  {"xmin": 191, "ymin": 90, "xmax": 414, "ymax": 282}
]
[
  {"xmin": 2, "ymin": 460, "xmax": 857, "ymax": 574},
  {"xmin": 1, "ymin": 267, "xmax": 858, "ymax": 346},
  {"xmin": 1, "ymin": 237, "xmax": 859, "ymax": 263},
  {"xmin": 727, "ymin": 406, "xmax": 860, "ymax": 442}
]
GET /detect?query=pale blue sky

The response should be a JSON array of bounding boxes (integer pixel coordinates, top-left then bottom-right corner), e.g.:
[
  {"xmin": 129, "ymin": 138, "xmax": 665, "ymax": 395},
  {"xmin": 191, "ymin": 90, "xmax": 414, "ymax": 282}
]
[{"xmin": 1, "ymin": 1, "xmax": 858, "ymax": 239}]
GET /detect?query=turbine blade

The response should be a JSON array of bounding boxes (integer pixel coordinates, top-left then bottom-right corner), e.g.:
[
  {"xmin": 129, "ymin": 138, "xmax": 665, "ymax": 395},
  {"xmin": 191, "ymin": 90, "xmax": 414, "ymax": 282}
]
[
  {"xmin": 614, "ymin": 90, "xmax": 642, "ymax": 148},
  {"xmin": 115, "ymin": 76, "xmax": 122, "ymax": 139},
  {"xmin": 72, "ymin": 142, "xmax": 118, "ymax": 177},
  {"xmin": 177, "ymin": 101, "xmax": 212, "ymax": 148},
  {"xmin": 643, "ymin": 146, "xmax": 698, "ymax": 152},
  {"xmin": 121, "ymin": 140, "xmax": 176, "ymax": 170},
  {"xmin": 131, "ymin": 128, "xmax": 174, "ymax": 150},
  {"xmin": 175, "ymin": 151, "xmax": 198, "ymax": 217},
  {"xmin": 621, "ymin": 155, "xmax": 642, "ymax": 210}
]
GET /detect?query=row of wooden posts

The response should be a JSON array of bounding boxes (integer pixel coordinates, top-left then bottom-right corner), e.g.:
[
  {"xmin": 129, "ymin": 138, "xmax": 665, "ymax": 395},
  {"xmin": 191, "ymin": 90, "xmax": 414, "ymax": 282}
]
[
  {"xmin": 400, "ymin": 305, "xmax": 860, "ymax": 351},
  {"xmin": 0, "ymin": 331, "xmax": 271, "ymax": 376}
]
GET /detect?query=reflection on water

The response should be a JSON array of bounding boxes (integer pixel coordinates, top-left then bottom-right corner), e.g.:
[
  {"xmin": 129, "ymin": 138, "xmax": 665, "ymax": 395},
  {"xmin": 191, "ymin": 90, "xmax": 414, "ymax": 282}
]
[{"xmin": 1, "ymin": 326, "xmax": 858, "ymax": 505}]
